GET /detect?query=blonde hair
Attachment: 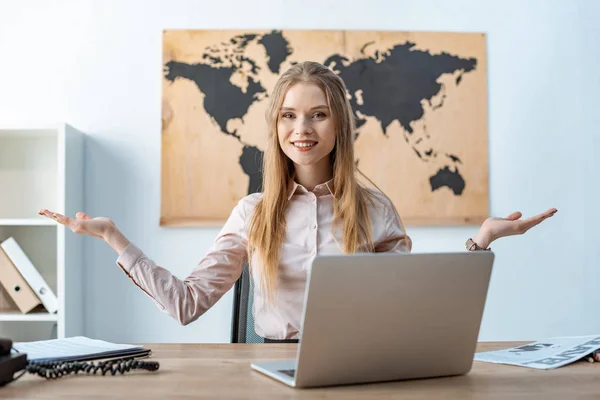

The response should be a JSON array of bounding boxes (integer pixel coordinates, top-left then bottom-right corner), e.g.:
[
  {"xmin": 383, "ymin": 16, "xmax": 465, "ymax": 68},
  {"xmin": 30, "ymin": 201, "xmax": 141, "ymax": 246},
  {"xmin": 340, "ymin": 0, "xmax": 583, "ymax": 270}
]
[{"xmin": 247, "ymin": 61, "xmax": 407, "ymax": 301}]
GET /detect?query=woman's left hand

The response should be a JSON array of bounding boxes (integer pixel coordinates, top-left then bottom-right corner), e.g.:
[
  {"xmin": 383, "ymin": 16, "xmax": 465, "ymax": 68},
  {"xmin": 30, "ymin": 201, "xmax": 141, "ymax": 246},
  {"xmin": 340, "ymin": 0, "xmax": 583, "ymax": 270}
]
[{"xmin": 472, "ymin": 208, "xmax": 558, "ymax": 249}]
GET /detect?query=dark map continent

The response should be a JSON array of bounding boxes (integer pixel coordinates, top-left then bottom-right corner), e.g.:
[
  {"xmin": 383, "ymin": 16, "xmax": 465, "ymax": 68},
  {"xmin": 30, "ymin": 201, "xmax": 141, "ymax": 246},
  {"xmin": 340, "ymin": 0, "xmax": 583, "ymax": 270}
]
[
  {"xmin": 324, "ymin": 42, "xmax": 475, "ymax": 195},
  {"xmin": 429, "ymin": 166, "xmax": 465, "ymax": 195},
  {"xmin": 164, "ymin": 32, "xmax": 295, "ymax": 195},
  {"xmin": 164, "ymin": 61, "xmax": 265, "ymax": 138},
  {"xmin": 258, "ymin": 30, "xmax": 292, "ymax": 74},
  {"xmin": 324, "ymin": 42, "xmax": 476, "ymax": 135}
]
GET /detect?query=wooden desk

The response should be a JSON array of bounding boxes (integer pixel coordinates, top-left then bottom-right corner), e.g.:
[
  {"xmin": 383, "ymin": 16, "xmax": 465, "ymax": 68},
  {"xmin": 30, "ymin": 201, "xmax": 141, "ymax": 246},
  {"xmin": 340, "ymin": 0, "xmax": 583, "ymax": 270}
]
[{"xmin": 3, "ymin": 342, "xmax": 599, "ymax": 399}]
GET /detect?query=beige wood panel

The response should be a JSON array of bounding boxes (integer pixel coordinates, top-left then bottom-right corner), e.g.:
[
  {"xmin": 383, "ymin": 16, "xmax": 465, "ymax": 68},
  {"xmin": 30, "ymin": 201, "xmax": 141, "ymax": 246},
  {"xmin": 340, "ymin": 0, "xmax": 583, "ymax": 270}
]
[{"xmin": 161, "ymin": 30, "xmax": 488, "ymax": 227}]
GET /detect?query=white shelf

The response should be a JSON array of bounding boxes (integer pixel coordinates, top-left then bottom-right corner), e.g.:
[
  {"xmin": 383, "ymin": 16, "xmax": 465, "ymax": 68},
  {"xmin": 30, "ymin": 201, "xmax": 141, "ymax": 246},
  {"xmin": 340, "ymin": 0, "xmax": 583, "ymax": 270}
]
[
  {"xmin": 0, "ymin": 123, "xmax": 84, "ymax": 341},
  {"xmin": 0, "ymin": 312, "xmax": 58, "ymax": 322},
  {"xmin": 0, "ymin": 219, "xmax": 57, "ymax": 226}
]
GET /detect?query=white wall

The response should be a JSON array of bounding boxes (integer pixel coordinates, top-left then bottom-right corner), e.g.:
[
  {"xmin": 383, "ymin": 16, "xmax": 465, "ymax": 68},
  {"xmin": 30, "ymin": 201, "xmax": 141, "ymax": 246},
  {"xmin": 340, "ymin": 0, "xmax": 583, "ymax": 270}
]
[{"xmin": 0, "ymin": 0, "xmax": 597, "ymax": 343}]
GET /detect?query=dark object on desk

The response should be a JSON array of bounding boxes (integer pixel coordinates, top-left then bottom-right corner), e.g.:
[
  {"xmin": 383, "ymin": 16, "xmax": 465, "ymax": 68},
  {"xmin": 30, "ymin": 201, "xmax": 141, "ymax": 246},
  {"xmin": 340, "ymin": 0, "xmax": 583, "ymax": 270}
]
[
  {"xmin": 30, "ymin": 346, "xmax": 152, "ymax": 363},
  {"xmin": 231, "ymin": 264, "xmax": 265, "ymax": 344},
  {"xmin": 0, "ymin": 338, "xmax": 27, "ymax": 386},
  {"xmin": 0, "ymin": 338, "xmax": 12, "ymax": 355},
  {"xmin": 26, "ymin": 357, "xmax": 159, "ymax": 380},
  {"xmin": 0, "ymin": 337, "xmax": 159, "ymax": 387}
]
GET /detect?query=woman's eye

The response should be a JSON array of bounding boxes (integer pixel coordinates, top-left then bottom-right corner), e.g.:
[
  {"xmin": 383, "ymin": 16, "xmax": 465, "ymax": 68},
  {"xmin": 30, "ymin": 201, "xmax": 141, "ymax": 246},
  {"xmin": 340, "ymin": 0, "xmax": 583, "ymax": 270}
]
[
  {"xmin": 313, "ymin": 112, "xmax": 326, "ymax": 118},
  {"xmin": 282, "ymin": 113, "xmax": 294, "ymax": 119}
]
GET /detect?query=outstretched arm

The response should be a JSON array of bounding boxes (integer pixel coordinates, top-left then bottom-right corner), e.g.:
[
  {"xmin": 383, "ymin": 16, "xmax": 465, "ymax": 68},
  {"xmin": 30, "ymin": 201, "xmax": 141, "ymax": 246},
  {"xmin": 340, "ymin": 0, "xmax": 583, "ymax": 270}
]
[{"xmin": 39, "ymin": 200, "xmax": 249, "ymax": 325}]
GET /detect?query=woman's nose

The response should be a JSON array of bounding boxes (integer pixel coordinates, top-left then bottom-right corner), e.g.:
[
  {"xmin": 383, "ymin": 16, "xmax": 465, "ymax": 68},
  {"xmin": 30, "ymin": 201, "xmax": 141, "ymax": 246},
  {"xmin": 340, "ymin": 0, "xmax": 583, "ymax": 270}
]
[{"xmin": 294, "ymin": 117, "xmax": 313, "ymax": 134}]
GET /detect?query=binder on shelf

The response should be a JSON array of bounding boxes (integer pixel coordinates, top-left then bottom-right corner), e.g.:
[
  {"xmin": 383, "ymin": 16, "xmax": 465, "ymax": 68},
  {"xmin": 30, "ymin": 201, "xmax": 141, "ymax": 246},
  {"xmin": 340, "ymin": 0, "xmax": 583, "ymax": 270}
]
[
  {"xmin": 0, "ymin": 237, "xmax": 58, "ymax": 314},
  {"xmin": 0, "ymin": 282, "xmax": 18, "ymax": 311},
  {"xmin": 0, "ymin": 246, "xmax": 42, "ymax": 314}
]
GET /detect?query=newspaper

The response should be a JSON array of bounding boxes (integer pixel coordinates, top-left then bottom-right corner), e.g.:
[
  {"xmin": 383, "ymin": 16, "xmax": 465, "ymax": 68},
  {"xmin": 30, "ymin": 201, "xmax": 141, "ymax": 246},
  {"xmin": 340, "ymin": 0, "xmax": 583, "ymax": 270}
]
[{"xmin": 474, "ymin": 335, "xmax": 600, "ymax": 369}]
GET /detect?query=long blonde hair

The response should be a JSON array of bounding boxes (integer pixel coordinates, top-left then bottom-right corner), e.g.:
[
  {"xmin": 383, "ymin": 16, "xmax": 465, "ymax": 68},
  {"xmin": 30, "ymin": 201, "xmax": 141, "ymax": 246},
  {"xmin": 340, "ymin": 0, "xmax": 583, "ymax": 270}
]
[{"xmin": 247, "ymin": 61, "xmax": 406, "ymax": 301}]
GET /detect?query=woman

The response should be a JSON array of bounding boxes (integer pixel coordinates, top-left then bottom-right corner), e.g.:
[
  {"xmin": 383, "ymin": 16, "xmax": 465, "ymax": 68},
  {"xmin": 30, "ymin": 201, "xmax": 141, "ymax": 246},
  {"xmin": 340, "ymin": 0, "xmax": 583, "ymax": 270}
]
[{"xmin": 39, "ymin": 61, "xmax": 557, "ymax": 342}]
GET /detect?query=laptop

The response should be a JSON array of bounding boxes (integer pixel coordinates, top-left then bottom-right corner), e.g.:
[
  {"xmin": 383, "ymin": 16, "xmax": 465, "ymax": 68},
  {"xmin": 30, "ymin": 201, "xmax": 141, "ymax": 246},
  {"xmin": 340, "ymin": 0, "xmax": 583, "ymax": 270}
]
[{"xmin": 251, "ymin": 251, "xmax": 494, "ymax": 388}]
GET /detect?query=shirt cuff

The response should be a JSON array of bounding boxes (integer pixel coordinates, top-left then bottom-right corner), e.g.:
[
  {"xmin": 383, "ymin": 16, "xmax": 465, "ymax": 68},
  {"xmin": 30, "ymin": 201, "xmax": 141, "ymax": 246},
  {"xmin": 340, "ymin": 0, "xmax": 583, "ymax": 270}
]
[{"xmin": 115, "ymin": 243, "xmax": 144, "ymax": 274}]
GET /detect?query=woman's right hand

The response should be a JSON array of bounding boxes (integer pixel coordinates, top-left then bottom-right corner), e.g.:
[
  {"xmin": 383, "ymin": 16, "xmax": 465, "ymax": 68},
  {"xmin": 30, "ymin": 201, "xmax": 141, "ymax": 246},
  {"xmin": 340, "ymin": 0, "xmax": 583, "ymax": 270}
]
[
  {"xmin": 38, "ymin": 209, "xmax": 130, "ymax": 255},
  {"xmin": 38, "ymin": 209, "xmax": 114, "ymax": 239}
]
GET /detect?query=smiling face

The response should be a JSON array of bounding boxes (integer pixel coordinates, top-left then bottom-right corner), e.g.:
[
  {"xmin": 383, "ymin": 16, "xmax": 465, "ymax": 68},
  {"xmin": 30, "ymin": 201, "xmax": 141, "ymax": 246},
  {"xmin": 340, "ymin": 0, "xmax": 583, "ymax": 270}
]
[{"xmin": 277, "ymin": 82, "xmax": 336, "ymax": 171}]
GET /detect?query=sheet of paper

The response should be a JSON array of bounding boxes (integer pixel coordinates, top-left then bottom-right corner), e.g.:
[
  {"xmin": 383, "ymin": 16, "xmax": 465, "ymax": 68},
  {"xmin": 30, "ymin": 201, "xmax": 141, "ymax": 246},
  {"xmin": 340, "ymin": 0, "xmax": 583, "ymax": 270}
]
[
  {"xmin": 474, "ymin": 335, "xmax": 600, "ymax": 369},
  {"xmin": 13, "ymin": 336, "xmax": 143, "ymax": 361}
]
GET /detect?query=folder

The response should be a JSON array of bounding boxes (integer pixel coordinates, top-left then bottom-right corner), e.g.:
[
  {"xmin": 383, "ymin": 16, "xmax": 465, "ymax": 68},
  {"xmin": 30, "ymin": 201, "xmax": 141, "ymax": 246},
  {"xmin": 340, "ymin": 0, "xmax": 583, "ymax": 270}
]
[
  {"xmin": 0, "ymin": 237, "xmax": 58, "ymax": 314},
  {"xmin": 0, "ymin": 246, "xmax": 42, "ymax": 314},
  {"xmin": 13, "ymin": 336, "xmax": 151, "ymax": 362},
  {"xmin": 0, "ymin": 283, "xmax": 18, "ymax": 311}
]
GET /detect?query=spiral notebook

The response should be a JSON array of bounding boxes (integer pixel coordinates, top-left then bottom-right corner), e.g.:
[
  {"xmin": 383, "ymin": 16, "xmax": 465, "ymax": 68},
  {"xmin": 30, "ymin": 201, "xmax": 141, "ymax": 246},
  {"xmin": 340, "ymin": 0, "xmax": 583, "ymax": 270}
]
[{"xmin": 13, "ymin": 336, "xmax": 151, "ymax": 362}]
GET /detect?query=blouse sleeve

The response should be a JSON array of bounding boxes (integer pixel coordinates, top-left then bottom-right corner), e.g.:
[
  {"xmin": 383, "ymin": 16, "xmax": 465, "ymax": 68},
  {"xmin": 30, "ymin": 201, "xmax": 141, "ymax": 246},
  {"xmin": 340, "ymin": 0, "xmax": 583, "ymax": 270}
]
[
  {"xmin": 374, "ymin": 197, "xmax": 413, "ymax": 253},
  {"xmin": 115, "ymin": 199, "xmax": 249, "ymax": 325}
]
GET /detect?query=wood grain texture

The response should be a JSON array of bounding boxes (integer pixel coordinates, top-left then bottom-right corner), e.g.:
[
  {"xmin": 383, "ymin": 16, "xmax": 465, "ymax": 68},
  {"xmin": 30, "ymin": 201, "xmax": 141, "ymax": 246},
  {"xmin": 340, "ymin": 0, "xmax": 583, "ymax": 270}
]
[
  {"xmin": 161, "ymin": 30, "xmax": 488, "ymax": 227},
  {"xmin": 7, "ymin": 342, "xmax": 600, "ymax": 399}
]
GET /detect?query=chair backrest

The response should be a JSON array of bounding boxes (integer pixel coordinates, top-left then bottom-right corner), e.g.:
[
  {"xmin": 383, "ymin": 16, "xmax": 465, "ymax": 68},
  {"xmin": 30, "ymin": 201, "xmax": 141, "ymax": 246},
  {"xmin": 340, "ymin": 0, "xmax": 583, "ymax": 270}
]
[{"xmin": 231, "ymin": 264, "xmax": 264, "ymax": 343}]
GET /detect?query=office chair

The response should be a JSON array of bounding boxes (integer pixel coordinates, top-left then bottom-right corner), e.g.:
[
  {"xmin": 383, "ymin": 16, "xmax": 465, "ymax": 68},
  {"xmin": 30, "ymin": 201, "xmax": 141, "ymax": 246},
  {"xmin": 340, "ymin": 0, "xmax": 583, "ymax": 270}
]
[{"xmin": 231, "ymin": 264, "xmax": 264, "ymax": 343}]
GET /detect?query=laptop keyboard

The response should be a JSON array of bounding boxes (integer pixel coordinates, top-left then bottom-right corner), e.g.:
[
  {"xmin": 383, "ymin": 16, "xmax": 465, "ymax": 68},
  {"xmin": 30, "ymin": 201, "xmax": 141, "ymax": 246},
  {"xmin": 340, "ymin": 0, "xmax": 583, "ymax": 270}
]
[{"xmin": 278, "ymin": 369, "xmax": 296, "ymax": 377}]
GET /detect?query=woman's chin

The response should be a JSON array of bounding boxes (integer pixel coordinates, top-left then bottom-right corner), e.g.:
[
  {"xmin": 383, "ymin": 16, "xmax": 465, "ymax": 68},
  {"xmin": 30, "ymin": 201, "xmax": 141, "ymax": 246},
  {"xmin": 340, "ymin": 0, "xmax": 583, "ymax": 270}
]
[
  {"xmin": 284, "ymin": 147, "xmax": 331, "ymax": 168},
  {"xmin": 284, "ymin": 151, "xmax": 314, "ymax": 165},
  {"xmin": 290, "ymin": 154, "xmax": 330, "ymax": 168},
  {"xmin": 291, "ymin": 158, "xmax": 317, "ymax": 166}
]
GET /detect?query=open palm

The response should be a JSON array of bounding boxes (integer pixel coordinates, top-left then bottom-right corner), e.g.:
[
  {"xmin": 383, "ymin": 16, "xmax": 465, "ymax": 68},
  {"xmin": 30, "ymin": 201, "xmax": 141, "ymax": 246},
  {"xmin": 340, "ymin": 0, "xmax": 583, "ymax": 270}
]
[
  {"xmin": 38, "ymin": 209, "xmax": 115, "ymax": 240},
  {"xmin": 480, "ymin": 208, "xmax": 557, "ymax": 246}
]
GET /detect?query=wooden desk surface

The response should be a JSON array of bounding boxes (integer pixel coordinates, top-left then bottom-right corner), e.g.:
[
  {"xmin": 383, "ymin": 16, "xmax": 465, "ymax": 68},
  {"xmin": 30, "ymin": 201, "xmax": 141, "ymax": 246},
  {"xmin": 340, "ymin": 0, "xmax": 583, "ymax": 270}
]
[{"xmin": 3, "ymin": 342, "xmax": 599, "ymax": 399}]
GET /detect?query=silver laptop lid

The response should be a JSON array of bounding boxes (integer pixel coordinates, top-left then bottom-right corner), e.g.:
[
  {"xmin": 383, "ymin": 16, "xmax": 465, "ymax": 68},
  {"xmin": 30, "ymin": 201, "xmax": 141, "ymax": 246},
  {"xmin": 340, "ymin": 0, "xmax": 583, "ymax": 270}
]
[{"xmin": 294, "ymin": 252, "xmax": 494, "ymax": 388}]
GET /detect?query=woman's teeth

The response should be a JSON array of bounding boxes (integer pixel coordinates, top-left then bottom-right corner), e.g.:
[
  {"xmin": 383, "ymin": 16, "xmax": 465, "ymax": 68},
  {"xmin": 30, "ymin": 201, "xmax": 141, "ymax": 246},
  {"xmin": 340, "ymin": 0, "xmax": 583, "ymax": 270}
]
[{"xmin": 293, "ymin": 142, "xmax": 316, "ymax": 148}]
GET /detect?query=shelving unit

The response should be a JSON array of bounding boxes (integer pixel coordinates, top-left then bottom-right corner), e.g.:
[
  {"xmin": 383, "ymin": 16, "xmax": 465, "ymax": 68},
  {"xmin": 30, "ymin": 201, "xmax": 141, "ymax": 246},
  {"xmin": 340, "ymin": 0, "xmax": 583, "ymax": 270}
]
[
  {"xmin": 0, "ymin": 124, "xmax": 84, "ymax": 341},
  {"xmin": 0, "ymin": 312, "xmax": 59, "ymax": 322},
  {"xmin": 0, "ymin": 219, "xmax": 57, "ymax": 226}
]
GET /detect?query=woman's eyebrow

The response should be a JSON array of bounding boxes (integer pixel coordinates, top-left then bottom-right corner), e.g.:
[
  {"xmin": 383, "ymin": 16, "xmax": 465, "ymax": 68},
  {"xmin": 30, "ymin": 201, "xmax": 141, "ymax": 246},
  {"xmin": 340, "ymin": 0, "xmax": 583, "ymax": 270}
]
[{"xmin": 280, "ymin": 105, "xmax": 329, "ymax": 111}]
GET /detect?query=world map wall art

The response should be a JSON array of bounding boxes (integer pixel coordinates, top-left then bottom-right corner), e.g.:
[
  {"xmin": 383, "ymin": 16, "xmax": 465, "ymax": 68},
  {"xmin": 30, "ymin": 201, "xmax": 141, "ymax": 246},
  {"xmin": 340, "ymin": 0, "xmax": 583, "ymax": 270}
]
[{"xmin": 161, "ymin": 30, "xmax": 488, "ymax": 227}]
